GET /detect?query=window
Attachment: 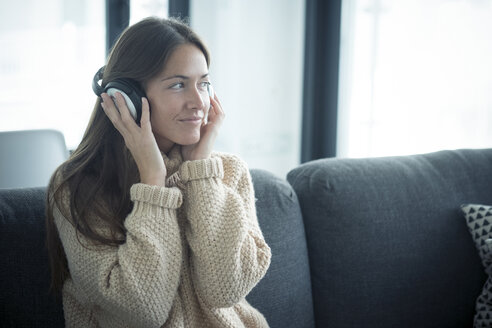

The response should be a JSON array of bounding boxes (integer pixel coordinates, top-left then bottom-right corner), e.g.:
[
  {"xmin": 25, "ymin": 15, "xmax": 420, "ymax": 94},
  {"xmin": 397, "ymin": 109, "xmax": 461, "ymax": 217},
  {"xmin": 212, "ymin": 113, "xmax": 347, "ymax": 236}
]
[
  {"xmin": 0, "ymin": 0, "xmax": 105, "ymax": 149},
  {"xmin": 338, "ymin": 0, "xmax": 492, "ymax": 158}
]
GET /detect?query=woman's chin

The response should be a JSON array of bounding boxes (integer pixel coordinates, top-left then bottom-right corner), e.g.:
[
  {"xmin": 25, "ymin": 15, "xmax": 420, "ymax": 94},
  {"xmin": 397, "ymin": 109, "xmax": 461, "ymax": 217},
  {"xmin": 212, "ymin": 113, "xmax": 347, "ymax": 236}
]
[{"xmin": 176, "ymin": 135, "xmax": 201, "ymax": 146}]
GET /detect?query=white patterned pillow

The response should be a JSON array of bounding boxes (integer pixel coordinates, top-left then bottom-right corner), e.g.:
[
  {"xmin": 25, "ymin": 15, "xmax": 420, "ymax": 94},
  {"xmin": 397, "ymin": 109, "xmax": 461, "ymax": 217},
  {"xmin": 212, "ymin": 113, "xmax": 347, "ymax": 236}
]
[{"xmin": 462, "ymin": 204, "xmax": 492, "ymax": 327}]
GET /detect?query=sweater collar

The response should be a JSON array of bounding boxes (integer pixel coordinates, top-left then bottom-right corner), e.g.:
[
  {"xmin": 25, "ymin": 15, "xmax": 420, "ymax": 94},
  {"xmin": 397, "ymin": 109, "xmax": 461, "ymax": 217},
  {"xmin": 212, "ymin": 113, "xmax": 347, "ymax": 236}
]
[{"xmin": 161, "ymin": 144, "xmax": 183, "ymax": 176}]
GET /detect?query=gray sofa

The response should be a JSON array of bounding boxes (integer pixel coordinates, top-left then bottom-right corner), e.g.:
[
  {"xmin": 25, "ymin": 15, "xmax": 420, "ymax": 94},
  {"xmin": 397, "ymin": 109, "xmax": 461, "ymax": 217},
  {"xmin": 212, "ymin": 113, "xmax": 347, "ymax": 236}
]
[{"xmin": 1, "ymin": 148, "xmax": 492, "ymax": 327}]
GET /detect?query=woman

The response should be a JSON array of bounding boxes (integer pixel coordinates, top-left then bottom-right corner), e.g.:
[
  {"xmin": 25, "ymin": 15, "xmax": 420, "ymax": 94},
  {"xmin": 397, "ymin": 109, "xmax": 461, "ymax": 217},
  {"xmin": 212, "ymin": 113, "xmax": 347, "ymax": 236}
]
[{"xmin": 46, "ymin": 17, "xmax": 271, "ymax": 328}]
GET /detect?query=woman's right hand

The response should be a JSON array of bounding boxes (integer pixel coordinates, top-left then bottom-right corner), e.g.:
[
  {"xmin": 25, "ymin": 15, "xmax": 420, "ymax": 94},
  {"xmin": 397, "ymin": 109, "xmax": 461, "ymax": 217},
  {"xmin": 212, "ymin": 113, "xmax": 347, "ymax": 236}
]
[{"xmin": 101, "ymin": 92, "xmax": 166, "ymax": 187}]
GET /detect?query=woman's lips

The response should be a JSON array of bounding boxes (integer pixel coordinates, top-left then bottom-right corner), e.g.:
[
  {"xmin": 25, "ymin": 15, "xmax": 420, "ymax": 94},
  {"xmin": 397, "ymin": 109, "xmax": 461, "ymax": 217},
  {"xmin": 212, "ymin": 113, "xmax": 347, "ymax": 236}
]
[{"xmin": 179, "ymin": 117, "xmax": 203, "ymax": 124}]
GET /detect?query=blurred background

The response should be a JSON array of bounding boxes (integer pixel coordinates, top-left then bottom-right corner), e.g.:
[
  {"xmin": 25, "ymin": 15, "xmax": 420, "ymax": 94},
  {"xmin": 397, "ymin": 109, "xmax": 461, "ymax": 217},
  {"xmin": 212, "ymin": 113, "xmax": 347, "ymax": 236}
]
[{"xmin": 1, "ymin": 0, "xmax": 491, "ymax": 178}]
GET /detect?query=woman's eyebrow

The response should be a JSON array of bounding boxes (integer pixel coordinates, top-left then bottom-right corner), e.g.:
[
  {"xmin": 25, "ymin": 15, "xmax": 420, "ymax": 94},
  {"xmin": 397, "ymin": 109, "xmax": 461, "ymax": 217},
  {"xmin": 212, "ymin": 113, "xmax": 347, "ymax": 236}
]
[{"xmin": 160, "ymin": 73, "xmax": 209, "ymax": 82}]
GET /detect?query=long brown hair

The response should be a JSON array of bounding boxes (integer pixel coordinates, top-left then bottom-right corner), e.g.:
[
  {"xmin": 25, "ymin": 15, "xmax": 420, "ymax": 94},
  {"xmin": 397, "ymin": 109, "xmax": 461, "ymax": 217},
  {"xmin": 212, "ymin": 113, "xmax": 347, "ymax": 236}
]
[{"xmin": 46, "ymin": 17, "xmax": 210, "ymax": 293}]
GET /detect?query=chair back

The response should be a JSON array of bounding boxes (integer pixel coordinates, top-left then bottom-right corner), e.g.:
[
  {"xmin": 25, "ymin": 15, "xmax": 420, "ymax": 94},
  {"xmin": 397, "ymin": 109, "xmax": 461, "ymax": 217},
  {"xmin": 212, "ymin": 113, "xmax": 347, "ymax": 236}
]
[{"xmin": 0, "ymin": 130, "xmax": 68, "ymax": 189}]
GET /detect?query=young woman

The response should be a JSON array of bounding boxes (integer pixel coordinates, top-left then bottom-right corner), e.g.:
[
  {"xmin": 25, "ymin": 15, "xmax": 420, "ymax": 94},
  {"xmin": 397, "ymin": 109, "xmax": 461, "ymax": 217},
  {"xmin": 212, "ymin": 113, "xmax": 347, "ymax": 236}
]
[{"xmin": 46, "ymin": 17, "xmax": 271, "ymax": 327}]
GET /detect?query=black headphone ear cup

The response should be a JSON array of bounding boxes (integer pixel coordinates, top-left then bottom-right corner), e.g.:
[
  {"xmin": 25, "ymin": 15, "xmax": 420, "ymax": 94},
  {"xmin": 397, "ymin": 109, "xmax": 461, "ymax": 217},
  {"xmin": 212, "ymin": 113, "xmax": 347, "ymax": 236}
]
[
  {"xmin": 104, "ymin": 79, "xmax": 145, "ymax": 122},
  {"xmin": 106, "ymin": 87, "xmax": 139, "ymax": 120}
]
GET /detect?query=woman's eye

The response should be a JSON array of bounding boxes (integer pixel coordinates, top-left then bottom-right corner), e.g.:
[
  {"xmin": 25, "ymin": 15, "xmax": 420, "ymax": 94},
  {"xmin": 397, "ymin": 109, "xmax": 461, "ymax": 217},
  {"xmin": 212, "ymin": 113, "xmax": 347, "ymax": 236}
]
[
  {"xmin": 199, "ymin": 81, "xmax": 210, "ymax": 90},
  {"xmin": 170, "ymin": 82, "xmax": 184, "ymax": 89}
]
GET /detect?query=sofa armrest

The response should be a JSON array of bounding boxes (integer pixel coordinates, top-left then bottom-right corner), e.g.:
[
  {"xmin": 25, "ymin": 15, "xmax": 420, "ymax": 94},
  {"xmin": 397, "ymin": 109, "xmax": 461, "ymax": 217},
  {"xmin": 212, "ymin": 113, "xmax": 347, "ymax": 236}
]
[{"xmin": 288, "ymin": 149, "xmax": 492, "ymax": 328}]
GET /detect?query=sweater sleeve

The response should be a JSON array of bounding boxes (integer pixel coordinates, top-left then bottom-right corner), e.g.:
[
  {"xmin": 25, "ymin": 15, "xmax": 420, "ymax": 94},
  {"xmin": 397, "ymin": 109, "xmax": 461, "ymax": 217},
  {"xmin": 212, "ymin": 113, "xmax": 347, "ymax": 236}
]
[
  {"xmin": 179, "ymin": 154, "xmax": 272, "ymax": 308},
  {"xmin": 54, "ymin": 184, "xmax": 183, "ymax": 327}
]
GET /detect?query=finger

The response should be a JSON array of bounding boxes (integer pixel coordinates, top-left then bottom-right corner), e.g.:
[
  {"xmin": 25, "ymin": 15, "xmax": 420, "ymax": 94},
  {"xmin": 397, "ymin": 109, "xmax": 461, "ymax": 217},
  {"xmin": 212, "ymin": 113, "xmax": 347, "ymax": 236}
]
[
  {"xmin": 209, "ymin": 96, "xmax": 224, "ymax": 120},
  {"xmin": 101, "ymin": 93, "xmax": 120, "ymax": 121},
  {"xmin": 207, "ymin": 105, "xmax": 217, "ymax": 121},
  {"xmin": 101, "ymin": 93, "xmax": 127, "ymax": 133},
  {"xmin": 210, "ymin": 95, "xmax": 224, "ymax": 115},
  {"xmin": 212, "ymin": 92, "xmax": 223, "ymax": 108},
  {"xmin": 113, "ymin": 92, "xmax": 137, "ymax": 127},
  {"xmin": 140, "ymin": 97, "xmax": 151, "ymax": 129}
]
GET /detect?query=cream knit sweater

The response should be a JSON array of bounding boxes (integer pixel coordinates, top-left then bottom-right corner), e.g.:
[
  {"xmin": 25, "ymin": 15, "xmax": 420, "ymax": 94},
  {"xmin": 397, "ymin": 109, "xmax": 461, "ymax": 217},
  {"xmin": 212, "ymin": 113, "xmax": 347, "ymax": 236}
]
[{"xmin": 54, "ymin": 146, "xmax": 272, "ymax": 327}]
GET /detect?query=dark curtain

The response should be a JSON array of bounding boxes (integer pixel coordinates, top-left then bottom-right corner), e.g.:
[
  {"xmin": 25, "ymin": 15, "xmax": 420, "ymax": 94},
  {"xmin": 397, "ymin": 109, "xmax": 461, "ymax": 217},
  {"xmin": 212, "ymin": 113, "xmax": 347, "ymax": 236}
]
[{"xmin": 301, "ymin": 0, "xmax": 342, "ymax": 162}]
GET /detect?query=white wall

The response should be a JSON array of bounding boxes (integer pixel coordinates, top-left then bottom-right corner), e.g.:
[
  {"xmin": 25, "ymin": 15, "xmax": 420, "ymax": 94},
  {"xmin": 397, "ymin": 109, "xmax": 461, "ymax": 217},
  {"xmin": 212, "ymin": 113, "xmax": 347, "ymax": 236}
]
[{"xmin": 191, "ymin": 0, "xmax": 305, "ymax": 178}]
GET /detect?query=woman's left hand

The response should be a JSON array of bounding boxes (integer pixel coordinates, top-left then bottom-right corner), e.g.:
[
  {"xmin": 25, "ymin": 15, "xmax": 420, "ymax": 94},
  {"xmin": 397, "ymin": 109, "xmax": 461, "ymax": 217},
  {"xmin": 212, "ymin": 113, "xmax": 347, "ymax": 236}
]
[{"xmin": 182, "ymin": 94, "xmax": 225, "ymax": 161}]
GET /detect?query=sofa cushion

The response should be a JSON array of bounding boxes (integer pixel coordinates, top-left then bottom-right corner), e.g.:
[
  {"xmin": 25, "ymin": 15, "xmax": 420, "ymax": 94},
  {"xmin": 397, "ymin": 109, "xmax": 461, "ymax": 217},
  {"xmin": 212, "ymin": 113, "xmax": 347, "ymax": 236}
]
[
  {"xmin": 462, "ymin": 204, "xmax": 492, "ymax": 326},
  {"xmin": 0, "ymin": 187, "xmax": 64, "ymax": 328},
  {"xmin": 247, "ymin": 169, "xmax": 315, "ymax": 328},
  {"xmin": 287, "ymin": 149, "xmax": 492, "ymax": 328}
]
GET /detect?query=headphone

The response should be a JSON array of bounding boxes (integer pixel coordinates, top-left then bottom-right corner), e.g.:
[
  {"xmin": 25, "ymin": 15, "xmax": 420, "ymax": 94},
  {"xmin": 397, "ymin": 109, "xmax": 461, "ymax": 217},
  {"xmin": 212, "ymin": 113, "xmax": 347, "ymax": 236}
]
[
  {"xmin": 92, "ymin": 66, "xmax": 215, "ymax": 124},
  {"xmin": 92, "ymin": 66, "xmax": 146, "ymax": 123}
]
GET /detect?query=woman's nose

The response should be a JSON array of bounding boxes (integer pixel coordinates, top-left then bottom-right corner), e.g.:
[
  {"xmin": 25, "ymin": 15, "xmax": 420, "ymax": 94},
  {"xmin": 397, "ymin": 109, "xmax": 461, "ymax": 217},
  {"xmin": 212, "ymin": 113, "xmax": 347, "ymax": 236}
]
[{"xmin": 186, "ymin": 87, "xmax": 206, "ymax": 109}]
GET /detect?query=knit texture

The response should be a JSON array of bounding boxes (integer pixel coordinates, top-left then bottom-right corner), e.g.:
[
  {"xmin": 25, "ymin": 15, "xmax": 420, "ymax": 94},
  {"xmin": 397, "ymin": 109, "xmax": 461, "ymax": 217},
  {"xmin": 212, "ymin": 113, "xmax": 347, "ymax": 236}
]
[{"xmin": 53, "ymin": 146, "xmax": 271, "ymax": 327}]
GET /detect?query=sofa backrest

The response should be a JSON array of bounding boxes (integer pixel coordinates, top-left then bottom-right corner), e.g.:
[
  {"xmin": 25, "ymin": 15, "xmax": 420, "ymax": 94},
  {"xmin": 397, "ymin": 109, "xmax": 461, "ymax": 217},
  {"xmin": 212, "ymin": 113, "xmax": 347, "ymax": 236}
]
[
  {"xmin": 0, "ymin": 187, "xmax": 64, "ymax": 328},
  {"xmin": 248, "ymin": 169, "xmax": 315, "ymax": 328},
  {"xmin": 0, "ymin": 169, "xmax": 315, "ymax": 328},
  {"xmin": 287, "ymin": 149, "xmax": 492, "ymax": 328}
]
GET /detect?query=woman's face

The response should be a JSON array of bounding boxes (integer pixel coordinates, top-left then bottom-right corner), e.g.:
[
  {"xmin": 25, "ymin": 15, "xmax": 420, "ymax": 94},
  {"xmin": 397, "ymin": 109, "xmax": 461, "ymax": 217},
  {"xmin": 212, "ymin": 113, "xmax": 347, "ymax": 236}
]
[{"xmin": 145, "ymin": 44, "xmax": 210, "ymax": 153}]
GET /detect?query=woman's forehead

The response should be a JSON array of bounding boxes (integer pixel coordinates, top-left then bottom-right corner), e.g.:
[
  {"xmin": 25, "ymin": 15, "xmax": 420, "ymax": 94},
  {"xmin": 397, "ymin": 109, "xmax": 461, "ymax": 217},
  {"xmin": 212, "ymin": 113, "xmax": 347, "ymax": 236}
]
[{"xmin": 160, "ymin": 44, "xmax": 208, "ymax": 77}]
